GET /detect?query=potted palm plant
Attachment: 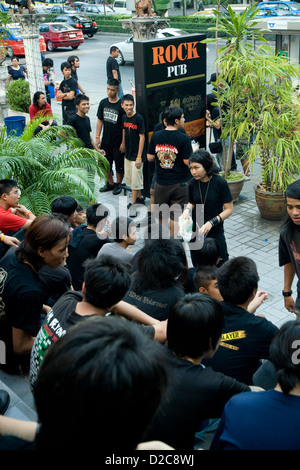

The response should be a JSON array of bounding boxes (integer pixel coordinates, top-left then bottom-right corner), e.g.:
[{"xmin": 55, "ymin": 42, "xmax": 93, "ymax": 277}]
[
  {"xmin": 0, "ymin": 119, "xmax": 109, "ymax": 214},
  {"xmin": 204, "ymin": 4, "xmax": 300, "ymax": 218}
]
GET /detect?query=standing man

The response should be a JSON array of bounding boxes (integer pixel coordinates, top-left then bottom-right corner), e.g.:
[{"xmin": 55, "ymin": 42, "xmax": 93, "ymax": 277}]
[
  {"xmin": 106, "ymin": 46, "xmax": 123, "ymax": 99},
  {"xmin": 42, "ymin": 58, "xmax": 54, "ymax": 105},
  {"xmin": 67, "ymin": 94, "xmax": 105, "ymax": 155},
  {"xmin": 67, "ymin": 55, "xmax": 85, "ymax": 95},
  {"xmin": 279, "ymin": 179, "xmax": 300, "ymax": 318},
  {"xmin": 96, "ymin": 79, "xmax": 125, "ymax": 195},
  {"xmin": 56, "ymin": 61, "xmax": 77, "ymax": 124},
  {"xmin": 147, "ymin": 105, "xmax": 193, "ymax": 237},
  {"xmin": 121, "ymin": 94, "xmax": 146, "ymax": 218}
]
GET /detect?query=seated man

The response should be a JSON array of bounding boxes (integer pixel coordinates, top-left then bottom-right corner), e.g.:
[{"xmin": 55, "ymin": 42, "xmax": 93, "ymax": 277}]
[
  {"xmin": 51, "ymin": 195, "xmax": 78, "ymax": 228},
  {"xmin": 30, "ymin": 256, "xmax": 167, "ymax": 390},
  {"xmin": 143, "ymin": 293, "xmax": 252, "ymax": 450},
  {"xmin": 67, "ymin": 202, "xmax": 112, "ymax": 291},
  {"xmin": 0, "ymin": 179, "xmax": 36, "ymax": 236},
  {"xmin": 203, "ymin": 256, "xmax": 278, "ymax": 384},
  {"xmin": 97, "ymin": 216, "xmax": 137, "ymax": 265},
  {"xmin": 28, "ymin": 91, "xmax": 56, "ymax": 135}
]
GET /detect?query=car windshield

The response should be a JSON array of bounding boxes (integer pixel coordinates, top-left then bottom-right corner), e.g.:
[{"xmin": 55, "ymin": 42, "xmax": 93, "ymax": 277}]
[
  {"xmin": 9, "ymin": 28, "xmax": 22, "ymax": 38},
  {"xmin": 52, "ymin": 24, "xmax": 72, "ymax": 31},
  {"xmin": 288, "ymin": 2, "xmax": 300, "ymax": 8}
]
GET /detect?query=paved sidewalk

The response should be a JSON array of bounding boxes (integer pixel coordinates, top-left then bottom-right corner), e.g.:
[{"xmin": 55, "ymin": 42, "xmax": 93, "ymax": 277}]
[{"xmin": 0, "ymin": 157, "xmax": 296, "ymax": 424}]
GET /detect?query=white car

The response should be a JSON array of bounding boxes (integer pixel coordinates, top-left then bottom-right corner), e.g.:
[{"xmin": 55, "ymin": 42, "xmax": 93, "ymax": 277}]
[{"xmin": 112, "ymin": 28, "xmax": 191, "ymax": 65}]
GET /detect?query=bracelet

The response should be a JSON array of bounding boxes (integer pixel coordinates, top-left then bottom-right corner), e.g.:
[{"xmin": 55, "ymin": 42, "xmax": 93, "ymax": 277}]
[
  {"xmin": 136, "ymin": 157, "xmax": 142, "ymax": 160},
  {"xmin": 282, "ymin": 290, "xmax": 292, "ymax": 297},
  {"xmin": 95, "ymin": 136, "xmax": 100, "ymax": 138},
  {"xmin": 209, "ymin": 216, "xmax": 219, "ymax": 227},
  {"xmin": 0, "ymin": 233, "xmax": 4, "ymax": 242},
  {"xmin": 26, "ymin": 211, "xmax": 32, "ymax": 217}
]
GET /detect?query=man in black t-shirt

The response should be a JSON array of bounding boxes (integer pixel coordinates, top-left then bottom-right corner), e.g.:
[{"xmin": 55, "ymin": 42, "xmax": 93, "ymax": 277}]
[
  {"xmin": 147, "ymin": 106, "xmax": 192, "ymax": 237},
  {"xmin": 68, "ymin": 55, "xmax": 85, "ymax": 95},
  {"xmin": 56, "ymin": 61, "xmax": 78, "ymax": 124},
  {"xmin": 96, "ymin": 79, "xmax": 125, "ymax": 195},
  {"xmin": 121, "ymin": 94, "xmax": 146, "ymax": 218},
  {"xmin": 106, "ymin": 46, "xmax": 123, "ymax": 99},
  {"xmin": 67, "ymin": 95, "xmax": 106, "ymax": 157}
]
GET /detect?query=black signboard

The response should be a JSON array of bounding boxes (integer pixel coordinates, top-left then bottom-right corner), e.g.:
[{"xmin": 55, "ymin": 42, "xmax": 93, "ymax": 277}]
[{"xmin": 134, "ymin": 33, "xmax": 207, "ymax": 146}]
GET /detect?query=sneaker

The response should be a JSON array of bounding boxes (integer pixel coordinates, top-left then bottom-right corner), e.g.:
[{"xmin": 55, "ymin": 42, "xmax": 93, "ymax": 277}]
[
  {"xmin": 244, "ymin": 175, "xmax": 250, "ymax": 181},
  {"xmin": 112, "ymin": 183, "xmax": 122, "ymax": 195},
  {"xmin": 0, "ymin": 390, "xmax": 10, "ymax": 415},
  {"xmin": 127, "ymin": 203, "xmax": 137, "ymax": 218},
  {"xmin": 99, "ymin": 183, "xmax": 114, "ymax": 193},
  {"xmin": 135, "ymin": 196, "xmax": 145, "ymax": 205}
]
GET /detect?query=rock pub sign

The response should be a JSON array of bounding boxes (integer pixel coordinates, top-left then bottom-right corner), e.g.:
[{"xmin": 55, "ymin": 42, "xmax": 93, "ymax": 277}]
[{"xmin": 133, "ymin": 33, "xmax": 207, "ymax": 147}]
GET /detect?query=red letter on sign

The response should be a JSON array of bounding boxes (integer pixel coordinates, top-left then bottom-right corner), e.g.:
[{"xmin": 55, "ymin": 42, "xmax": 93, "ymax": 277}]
[{"xmin": 152, "ymin": 46, "xmax": 165, "ymax": 65}]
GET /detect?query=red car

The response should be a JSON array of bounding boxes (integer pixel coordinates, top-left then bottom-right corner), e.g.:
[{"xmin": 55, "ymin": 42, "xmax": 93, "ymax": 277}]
[
  {"xmin": 39, "ymin": 22, "xmax": 84, "ymax": 52},
  {"xmin": 0, "ymin": 26, "xmax": 46, "ymax": 57}
]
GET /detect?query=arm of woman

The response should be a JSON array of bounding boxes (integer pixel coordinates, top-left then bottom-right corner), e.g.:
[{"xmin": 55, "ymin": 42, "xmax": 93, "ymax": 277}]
[{"xmin": 199, "ymin": 201, "xmax": 233, "ymax": 237}]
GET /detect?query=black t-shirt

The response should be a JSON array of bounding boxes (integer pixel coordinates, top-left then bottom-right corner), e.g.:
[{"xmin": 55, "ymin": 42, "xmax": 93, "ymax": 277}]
[
  {"xmin": 0, "ymin": 252, "xmax": 44, "ymax": 372},
  {"xmin": 106, "ymin": 56, "xmax": 121, "ymax": 82},
  {"xmin": 144, "ymin": 345, "xmax": 250, "ymax": 450},
  {"xmin": 123, "ymin": 283, "xmax": 184, "ymax": 321},
  {"xmin": 203, "ymin": 301, "xmax": 279, "ymax": 384},
  {"xmin": 279, "ymin": 222, "xmax": 300, "ymax": 303},
  {"xmin": 188, "ymin": 174, "xmax": 232, "ymax": 236},
  {"xmin": 59, "ymin": 77, "xmax": 77, "ymax": 110},
  {"xmin": 67, "ymin": 225, "xmax": 111, "ymax": 291},
  {"xmin": 67, "ymin": 113, "xmax": 93, "ymax": 149},
  {"xmin": 148, "ymin": 129, "xmax": 192, "ymax": 185},
  {"xmin": 97, "ymin": 97, "xmax": 125, "ymax": 146},
  {"xmin": 122, "ymin": 112, "xmax": 146, "ymax": 161}
]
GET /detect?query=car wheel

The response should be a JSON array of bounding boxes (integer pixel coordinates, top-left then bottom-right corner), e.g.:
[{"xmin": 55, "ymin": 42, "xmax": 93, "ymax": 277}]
[
  {"xmin": 116, "ymin": 51, "xmax": 125, "ymax": 66},
  {"xmin": 87, "ymin": 34, "xmax": 93, "ymax": 37},
  {"xmin": 71, "ymin": 45, "xmax": 79, "ymax": 49},
  {"xmin": 6, "ymin": 46, "xmax": 13, "ymax": 58},
  {"xmin": 46, "ymin": 40, "xmax": 55, "ymax": 52}
]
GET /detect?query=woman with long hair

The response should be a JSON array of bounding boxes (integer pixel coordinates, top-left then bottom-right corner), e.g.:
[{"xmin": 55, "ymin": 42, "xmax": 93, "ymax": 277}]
[
  {"xmin": 0, "ymin": 214, "xmax": 70, "ymax": 374},
  {"xmin": 183, "ymin": 149, "xmax": 233, "ymax": 267}
]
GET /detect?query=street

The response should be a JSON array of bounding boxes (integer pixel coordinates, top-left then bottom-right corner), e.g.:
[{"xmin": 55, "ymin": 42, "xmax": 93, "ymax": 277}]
[{"xmin": 46, "ymin": 32, "xmax": 217, "ymax": 130}]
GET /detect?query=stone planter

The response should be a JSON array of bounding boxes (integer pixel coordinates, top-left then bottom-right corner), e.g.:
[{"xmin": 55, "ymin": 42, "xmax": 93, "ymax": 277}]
[
  {"xmin": 225, "ymin": 172, "xmax": 245, "ymax": 203},
  {"xmin": 254, "ymin": 183, "xmax": 286, "ymax": 221}
]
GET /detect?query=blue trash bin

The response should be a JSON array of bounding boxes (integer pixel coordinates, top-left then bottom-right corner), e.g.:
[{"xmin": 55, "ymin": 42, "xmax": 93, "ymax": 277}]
[{"xmin": 4, "ymin": 116, "xmax": 26, "ymax": 137}]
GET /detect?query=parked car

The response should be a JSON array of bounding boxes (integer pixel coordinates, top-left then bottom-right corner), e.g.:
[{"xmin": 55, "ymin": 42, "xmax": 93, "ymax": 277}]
[
  {"xmin": 52, "ymin": 14, "xmax": 98, "ymax": 37},
  {"xmin": 112, "ymin": 0, "xmax": 131, "ymax": 14},
  {"xmin": 79, "ymin": 4, "xmax": 116, "ymax": 15},
  {"xmin": 39, "ymin": 22, "xmax": 84, "ymax": 51},
  {"xmin": 112, "ymin": 28, "xmax": 191, "ymax": 65},
  {"xmin": 50, "ymin": 5, "xmax": 77, "ymax": 14},
  {"xmin": 256, "ymin": 1, "xmax": 300, "ymax": 15},
  {"xmin": 0, "ymin": 25, "xmax": 46, "ymax": 57},
  {"xmin": 254, "ymin": 5, "xmax": 299, "ymax": 17}
]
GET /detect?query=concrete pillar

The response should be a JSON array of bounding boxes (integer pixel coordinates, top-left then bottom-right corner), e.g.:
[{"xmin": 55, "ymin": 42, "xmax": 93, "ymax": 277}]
[{"xmin": 10, "ymin": 13, "xmax": 45, "ymax": 100}]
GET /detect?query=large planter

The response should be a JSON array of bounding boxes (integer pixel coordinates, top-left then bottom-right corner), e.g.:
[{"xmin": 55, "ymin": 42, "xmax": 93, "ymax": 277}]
[
  {"xmin": 254, "ymin": 183, "xmax": 286, "ymax": 221},
  {"xmin": 223, "ymin": 172, "xmax": 245, "ymax": 203}
]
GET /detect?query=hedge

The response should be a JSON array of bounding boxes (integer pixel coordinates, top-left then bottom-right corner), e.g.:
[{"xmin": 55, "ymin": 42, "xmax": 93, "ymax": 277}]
[{"xmin": 42, "ymin": 13, "xmax": 275, "ymax": 39}]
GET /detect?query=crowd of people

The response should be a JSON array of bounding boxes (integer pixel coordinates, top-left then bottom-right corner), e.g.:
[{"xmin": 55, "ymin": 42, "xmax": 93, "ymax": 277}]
[{"xmin": 1, "ymin": 51, "xmax": 300, "ymax": 451}]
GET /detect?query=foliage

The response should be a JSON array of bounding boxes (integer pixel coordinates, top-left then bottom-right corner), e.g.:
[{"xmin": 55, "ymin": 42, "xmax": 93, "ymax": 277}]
[
  {"xmin": 0, "ymin": 120, "xmax": 110, "ymax": 215},
  {"xmin": 203, "ymin": 4, "xmax": 300, "ymax": 192},
  {"xmin": 6, "ymin": 79, "xmax": 31, "ymax": 113}
]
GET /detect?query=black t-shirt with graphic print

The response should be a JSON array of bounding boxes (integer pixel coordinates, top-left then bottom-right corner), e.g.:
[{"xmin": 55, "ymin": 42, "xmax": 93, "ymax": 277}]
[
  {"xmin": 148, "ymin": 129, "xmax": 192, "ymax": 185},
  {"xmin": 97, "ymin": 98, "xmax": 125, "ymax": 147},
  {"xmin": 122, "ymin": 112, "xmax": 146, "ymax": 161}
]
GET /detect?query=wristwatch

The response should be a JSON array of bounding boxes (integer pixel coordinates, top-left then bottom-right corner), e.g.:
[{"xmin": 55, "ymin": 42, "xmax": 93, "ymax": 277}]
[{"xmin": 282, "ymin": 290, "xmax": 292, "ymax": 297}]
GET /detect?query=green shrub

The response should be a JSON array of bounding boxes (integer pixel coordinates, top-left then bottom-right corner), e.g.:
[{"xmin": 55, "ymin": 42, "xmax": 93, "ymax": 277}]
[{"xmin": 6, "ymin": 79, "xmax": 31, "ymax": 113}]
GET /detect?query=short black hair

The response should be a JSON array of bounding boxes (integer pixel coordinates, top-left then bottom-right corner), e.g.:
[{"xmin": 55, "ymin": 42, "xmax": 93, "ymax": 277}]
[
  {"xmin": 167, "ymin": 293, "xmax": 224, "ymax": 359},
  {"xmin": 191, "ymin": 237, "xmax": 220, "ymax": 267},
  {"xmin": 111, "ymin": 216, "xmax": 135, "ymax": 243},
  {"xmin": 0, "ymin": 179, "xmax": 18, "ymax": 197},
  {"xmin": 51, "ymin": 196, "xmax": 78, "ymax": 217},
  {"xmin": 75, "ymin": 94, "xmax": 89, "ymax": 105},
  {"xmin": 61, "ymin": 61, "xmax": 71, "ymax": 72},
  {"xmin": 217, "ymin": 256, "xmax": 259, "ymax": 304},
  {"xmin": 86, "ymin": 203, "xmax": 109, "ymax": 228},
  {"xmin": 67, "ymin": 55, "xmax": 79, "ymax": 65},
  {"xmin": 163, "ymin": 106, "xmax": 183, "ymax": 126},
  {"xmin": 193, "ymin": 265, "xmax": 218, "ymax": 291},
  {"xmin": 110, "ymin": 45, "xmax": 119, "ymax": 53},
  {"xmin": 107, "ymin": 78, "xmax": 119, "ymax": 88},
  {"xmin": 83, "ymin": 256, "xmax": 131, "ymax": 308},
  {"xmin": 34, "ymin": 315, "xmax": 168, "ymax": 451},
  {"xmin": 42, "ymin": 58, "xmax": 53, "ymax": 68},
  {"xmin": 122, "ymin": 93, "xmax": 134, "ymax": 104}
]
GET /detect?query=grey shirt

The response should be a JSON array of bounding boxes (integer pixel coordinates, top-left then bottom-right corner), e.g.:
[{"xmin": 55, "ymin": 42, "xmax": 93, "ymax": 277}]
[{"xmin": 97, "ymin": 242, "xmax": 133, "ymax": 264}]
